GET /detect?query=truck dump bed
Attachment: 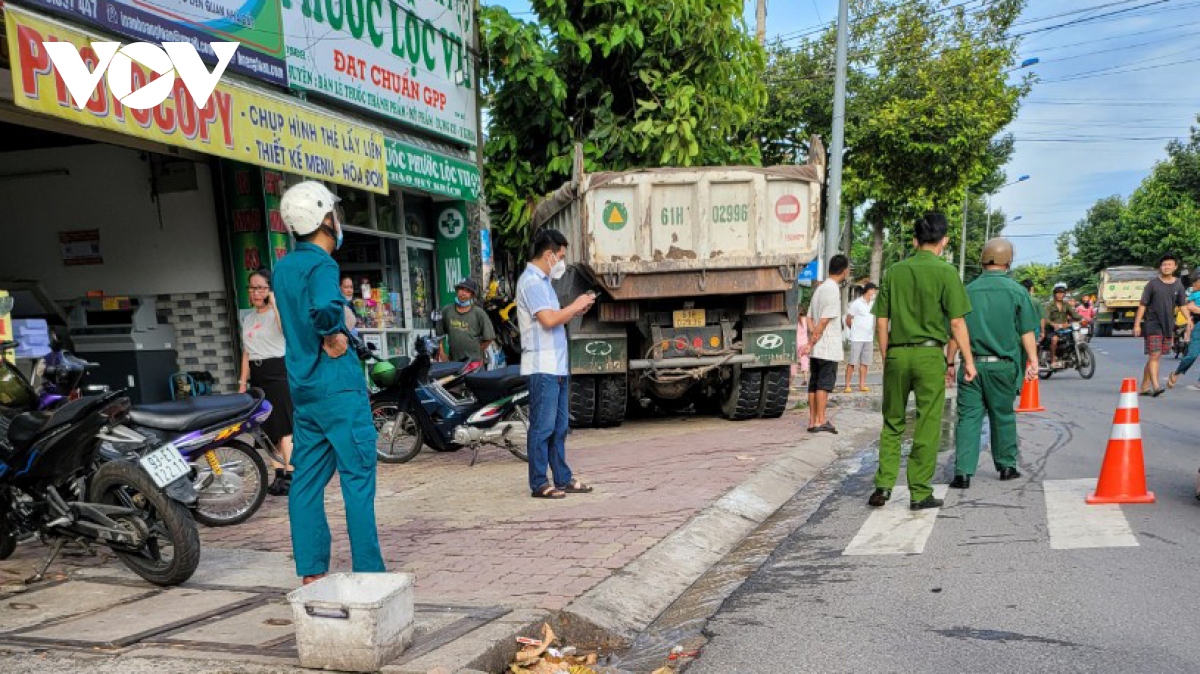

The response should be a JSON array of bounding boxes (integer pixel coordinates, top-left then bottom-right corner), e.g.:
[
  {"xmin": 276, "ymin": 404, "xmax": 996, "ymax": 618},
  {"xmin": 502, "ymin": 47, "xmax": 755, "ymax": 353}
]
[
  {"xmin": 531, "ymin": 151, "xmax": 825, "ymax": 300},
  {"xmin": 1100, "ymin": 266, "xmax": 1157, "ymax": 308}
]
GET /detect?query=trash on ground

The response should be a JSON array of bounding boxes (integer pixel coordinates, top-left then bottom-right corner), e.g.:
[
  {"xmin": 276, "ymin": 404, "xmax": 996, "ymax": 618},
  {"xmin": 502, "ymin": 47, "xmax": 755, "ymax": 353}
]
[
  {"xmin": 735, "ymin": 455, "xmax": 755, "ymax": 461},
  {"xmin": 510, "ymin": 623, "xmax": 600, "ymax": 673}
]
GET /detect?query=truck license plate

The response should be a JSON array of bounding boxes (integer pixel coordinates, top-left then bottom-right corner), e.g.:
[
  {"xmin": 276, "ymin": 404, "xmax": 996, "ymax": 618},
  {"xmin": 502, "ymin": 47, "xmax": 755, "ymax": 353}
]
[
  {"xmin": 139, "ymin": 443, "xmax": 191, "ymax": 489},
  {"xmin": 673, "ymin": 309, "xmax": 706, "ymax": 329}
]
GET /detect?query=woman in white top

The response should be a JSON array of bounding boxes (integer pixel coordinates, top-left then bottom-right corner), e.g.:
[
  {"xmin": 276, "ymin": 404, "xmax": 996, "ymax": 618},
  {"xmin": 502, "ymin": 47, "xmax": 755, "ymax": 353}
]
[{"xmin": 239, "ymin": 269, "xmax": 294, "ymax": 496}]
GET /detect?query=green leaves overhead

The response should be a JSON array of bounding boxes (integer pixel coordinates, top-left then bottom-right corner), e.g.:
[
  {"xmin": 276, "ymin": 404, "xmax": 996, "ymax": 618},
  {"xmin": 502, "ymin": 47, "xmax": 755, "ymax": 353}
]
[{"xmin": 481, "ymin": 0, "xmax": 766, "ymax": 238}]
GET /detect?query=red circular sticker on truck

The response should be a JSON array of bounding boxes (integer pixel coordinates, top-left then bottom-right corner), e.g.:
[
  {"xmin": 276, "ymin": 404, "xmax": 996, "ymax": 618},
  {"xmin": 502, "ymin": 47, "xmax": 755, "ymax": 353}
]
[{"xmin": 775, "ymin": 195, "xmax": 802, "ymax": 223}]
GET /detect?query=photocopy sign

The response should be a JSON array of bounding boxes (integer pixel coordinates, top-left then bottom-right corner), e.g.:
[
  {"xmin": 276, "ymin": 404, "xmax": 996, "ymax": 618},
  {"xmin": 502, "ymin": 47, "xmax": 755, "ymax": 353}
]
[
  {"xmin": 20, "ymin": 0, "xmax": 287, "ymax": 85},
  {"xmin": 282, "ymin": 0, "xmax": 478, "ymax": 148}
]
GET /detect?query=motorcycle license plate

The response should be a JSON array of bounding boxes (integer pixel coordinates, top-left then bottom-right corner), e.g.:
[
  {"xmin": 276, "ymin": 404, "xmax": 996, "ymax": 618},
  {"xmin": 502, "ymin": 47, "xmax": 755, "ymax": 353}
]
[
  {"xmin": 1080, "ymin": 327, "xmax": 1089, "ymax": 335},
  {"xmin": 673, "ymin": 309, "xmax": 706, "ymax": 329},
  {"xmin": 139, "ymin": 443, "xmax": 191, "ymax": 488}
]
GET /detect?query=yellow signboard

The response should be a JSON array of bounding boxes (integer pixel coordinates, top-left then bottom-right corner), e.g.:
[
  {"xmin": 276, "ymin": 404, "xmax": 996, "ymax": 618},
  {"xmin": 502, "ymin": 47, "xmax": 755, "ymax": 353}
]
[
  {"xmin": 0, "ymin": 291, "xmax": 11, "ymax": 365},
  {"xmin": 5, "ymin": 7, "xmax": 388, "ymax": 194}
]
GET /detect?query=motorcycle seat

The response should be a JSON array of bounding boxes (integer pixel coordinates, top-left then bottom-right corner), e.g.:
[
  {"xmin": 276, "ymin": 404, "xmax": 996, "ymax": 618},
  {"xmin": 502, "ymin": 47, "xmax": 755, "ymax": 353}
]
[
  {"xmin": 6, "ymin": 396, "xmax": 106, "ymax": 453},
  {"xmin": 128, "ymin": 392, "xmax": 260, "ymax": 433},
  {"xmin": 464, "ymin": 366, "xmax": 527, "ymax": 401},
  {"xmin": 429, "ymin": 361, "xmax": 468, "ymax": 379}
]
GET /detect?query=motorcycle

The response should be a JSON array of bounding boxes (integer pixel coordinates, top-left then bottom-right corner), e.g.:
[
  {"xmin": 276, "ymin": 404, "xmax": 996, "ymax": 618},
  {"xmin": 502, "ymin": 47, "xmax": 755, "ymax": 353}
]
[
  {"xmin": 112, "ymin": 392, "xmax": 274, "ymax": 527},
  {"xmin": 483, "ymin": 279, "xmax": 521, "ymax": 367},
  {"xmin": 1038, "ymin": 322, "xmax": 1097, "ymax": 380},
  {"xmin": 2, "ymin": 339, "xmax": 272, "ymax": 527},
  {"xmin": 1173, "ymin": 323, "xmax": 1189, "ymax": 360},
  {"xmin": 368, "ymin": 333, "xmax": 530, "ymax": 465},
  {"xmin": 0, "ymin": 370, "xmax": 201, "ymax": 586}
]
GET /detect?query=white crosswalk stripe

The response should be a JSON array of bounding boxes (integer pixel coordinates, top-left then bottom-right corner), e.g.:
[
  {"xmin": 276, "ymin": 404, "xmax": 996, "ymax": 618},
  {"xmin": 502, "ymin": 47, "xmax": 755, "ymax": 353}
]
[
  {"xmin": 841, "ymin": 479, "xmax": 1142, "ymax": 555},
  {"xmin": 843, "ymin": 485, "xmax": 949, "ymax": 556},
  {"xmin": 1043, "ymin": 478, "xmax": 1139, "ymax": 550}
]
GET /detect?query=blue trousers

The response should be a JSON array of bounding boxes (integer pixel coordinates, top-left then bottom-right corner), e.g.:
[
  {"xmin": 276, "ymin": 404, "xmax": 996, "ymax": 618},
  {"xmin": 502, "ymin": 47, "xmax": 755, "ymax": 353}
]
[
  {"xmin": 288, "ymin": 390, "xmax": 385, "ymax": 577},
  {"xmin": 527, "ymin": 374, "xmax": 573, "ymax": 493},
  {"xmin": 1175, "ymin": 329, "xmax": 1200, "ymax": 377}
]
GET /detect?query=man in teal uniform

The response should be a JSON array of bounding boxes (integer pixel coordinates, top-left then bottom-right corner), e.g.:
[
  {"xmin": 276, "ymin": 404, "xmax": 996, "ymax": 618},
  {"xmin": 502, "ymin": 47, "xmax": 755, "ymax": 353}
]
[
  {"xmin": 946, "ymin": 239, "xmax": 1040, "ymax": 488},
  {"xmin": 871, "ymin": 213, "xmax": 976, "ymax": 510},
  {"xmin": 274, "ymin": 181, "xmax": 384, "ymax": 584}
]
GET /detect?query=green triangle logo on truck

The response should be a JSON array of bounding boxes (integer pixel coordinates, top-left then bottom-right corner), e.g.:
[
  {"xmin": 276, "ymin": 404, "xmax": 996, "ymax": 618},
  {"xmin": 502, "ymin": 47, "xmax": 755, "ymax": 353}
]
[{"xmin": 603, "ymin": 202, "xmax": 628, "ymax": 231}]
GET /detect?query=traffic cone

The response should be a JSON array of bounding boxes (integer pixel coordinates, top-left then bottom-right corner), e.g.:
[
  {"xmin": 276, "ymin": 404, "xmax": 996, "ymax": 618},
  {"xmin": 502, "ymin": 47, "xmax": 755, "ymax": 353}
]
[
  {"xmin": 1016, "ymin": 376, "xmax": 1046, "ymax": 413},
  {"xmin": 1087, "ymin": 378, "xmax": 1155, "ymax": 505}
]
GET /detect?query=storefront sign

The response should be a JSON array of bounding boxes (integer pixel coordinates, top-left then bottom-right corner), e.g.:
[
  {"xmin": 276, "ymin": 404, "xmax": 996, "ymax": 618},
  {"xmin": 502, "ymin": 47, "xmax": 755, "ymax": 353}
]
[
  {"xmin": 385, "ymin": 138, "xmax": 479, "ymax": 201},
  {"xmin": 0, "ymin": 291, "xmax": 13, "ymax": 365},
  {"xmin": 20, "ymin": 0, "xmax": 287, "ymax": 86},
  {"xmin": 281, "ymin": 0, "xmax": 478, "ymax": 148},
  {"xmin": 6, "ymin": 8, "xmax": 388, "ymax": 194},
  {"xmin": 59, "ymin": 229, "xmax": 103, "ymax": 266},
  {"xmin": 225, "ymin": 164, "xmax": 265, "ymax": 309},
  {"xmin": 435, "ymin": 203, "xmax": 470, "ymax": 310}
]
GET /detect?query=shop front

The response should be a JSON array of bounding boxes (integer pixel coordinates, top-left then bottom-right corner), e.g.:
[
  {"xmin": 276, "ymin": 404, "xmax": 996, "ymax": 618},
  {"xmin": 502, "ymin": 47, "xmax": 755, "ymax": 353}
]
[{"xmin": 0, "ymin": 0, "xmax": 484, "ymax": 398}]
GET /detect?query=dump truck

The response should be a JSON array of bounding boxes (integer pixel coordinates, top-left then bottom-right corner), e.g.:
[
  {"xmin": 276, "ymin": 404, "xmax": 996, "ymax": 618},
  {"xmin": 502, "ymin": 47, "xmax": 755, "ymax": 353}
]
[
  {"xmin": 529, "ymin": 140, "xmax": 825, "ymax": 428},
  {"xmin": 1094, "ymin": 265, "xmax": 1157, "ymax": 337}
]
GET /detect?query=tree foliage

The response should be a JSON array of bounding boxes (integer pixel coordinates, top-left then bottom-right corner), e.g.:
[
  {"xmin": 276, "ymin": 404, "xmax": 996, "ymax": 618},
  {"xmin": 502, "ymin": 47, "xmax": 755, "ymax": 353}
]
[{"xmin": 482, "ymin": 0, "xmax": 767, "ymax": 239}]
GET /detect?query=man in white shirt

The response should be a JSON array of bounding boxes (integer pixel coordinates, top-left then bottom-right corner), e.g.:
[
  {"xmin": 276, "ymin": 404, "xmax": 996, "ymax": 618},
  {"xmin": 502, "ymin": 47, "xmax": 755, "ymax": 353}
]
[
  {"xmin": 801, "ymin": 254, "xmax": 850, "ymax": 433},
  {"xmin": 844, "ymin": 282, "xmax": 878, "ymax": 393}
]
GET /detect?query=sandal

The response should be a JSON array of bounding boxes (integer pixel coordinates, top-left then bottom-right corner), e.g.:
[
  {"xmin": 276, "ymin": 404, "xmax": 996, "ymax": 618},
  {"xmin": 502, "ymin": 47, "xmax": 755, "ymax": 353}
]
[
  {"xmin": 1152, "ymin": 387, "xmax": 1166, "ymax": 398},
  {"xmin": 532, "ymin": 486, "xmax": 566, "ymax": 499},
  {"xmin": 561, "ymin": 481, "xmax": 594, "ymax": 494}
]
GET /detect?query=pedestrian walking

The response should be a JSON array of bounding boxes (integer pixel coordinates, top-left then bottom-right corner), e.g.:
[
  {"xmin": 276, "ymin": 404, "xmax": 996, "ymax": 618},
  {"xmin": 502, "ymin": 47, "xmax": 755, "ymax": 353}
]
[
  {"xmin": 436, "ymin": 278, "xmax": 495, "ymax": 362},
  {"xmin": 870, "ymin": 213, "xmax": 976, "ymax": 511},
  {"xmin": 947, "ymin": 239, "xmax": 1040, "ymax": 488},
  {"xmin": 1168, "ymin": 273, "xmax": 1200, "ymax": 390},
  {"xmin": 517, "ymin": 229, "xmax": 596, "ymax": 499},
  {"xmin": 274, "ymin": 181, "xmax": 385, "ymax": 585},
  {"xmin": 844, "ymin": 282, "xmax": 877, "ymax": 393},
  {"xmin": 1134, "ymin": 253, "xmax": 1187, "ymax": 396},
  {"xmin": 238, "ymin": 269, "xmax": 294, "ymax": 496},
  {"xmin": 801, "ymin": 254, "xmax": 849, "ymax": 433}
]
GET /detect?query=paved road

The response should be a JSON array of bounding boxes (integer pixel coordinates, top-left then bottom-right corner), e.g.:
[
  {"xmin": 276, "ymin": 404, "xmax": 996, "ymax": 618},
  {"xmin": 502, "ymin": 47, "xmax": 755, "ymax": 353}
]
[{"xmin": 695, "ymin": 337, "xmax": 1200, "ymax": 673}]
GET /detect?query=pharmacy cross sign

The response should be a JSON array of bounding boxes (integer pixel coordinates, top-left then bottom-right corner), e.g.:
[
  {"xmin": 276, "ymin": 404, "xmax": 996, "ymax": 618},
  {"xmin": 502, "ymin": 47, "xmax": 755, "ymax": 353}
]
[{"xmin": 438, "ymin": 210, "xmax": 465, "ymax": 239}]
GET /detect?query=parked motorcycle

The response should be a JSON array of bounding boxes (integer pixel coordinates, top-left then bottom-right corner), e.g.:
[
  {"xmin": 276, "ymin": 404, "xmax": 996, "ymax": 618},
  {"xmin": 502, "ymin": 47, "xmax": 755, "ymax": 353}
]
[
  {"xmin": 368, "ymin": 334, "xmax": 530, "ymax": 465},
  {"xmin": 1038, "ymin": 323, "xmax": 1097, "ymax": 379},
  {"xmin": 0, "ymin": 379, "xmax": 201, "ymax": 586},
  {"xmin": 483, "ymin": 279, "xmax": 521, "ymax": 366},
  {"xmin": 2, "ymin": 340, "xmax": 272, "ymax": 527},
  {"xmin": 109, "ymin": 392, "xmax": 274, "ymax": 527}
]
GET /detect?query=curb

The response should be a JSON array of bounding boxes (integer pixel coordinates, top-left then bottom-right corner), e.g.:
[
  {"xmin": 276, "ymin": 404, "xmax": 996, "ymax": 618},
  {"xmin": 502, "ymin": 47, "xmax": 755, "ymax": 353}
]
[{"xmin": 556, "ymin": 417, "xmax": 848, "ymax": 648}]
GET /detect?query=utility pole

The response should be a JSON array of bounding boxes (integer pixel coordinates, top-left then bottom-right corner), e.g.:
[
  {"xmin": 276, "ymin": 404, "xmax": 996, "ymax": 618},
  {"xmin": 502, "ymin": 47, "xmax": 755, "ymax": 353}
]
[
  {"xmin": 756, "ymin": 0, "xmax": 768, "ymax": 46},
  {"xmin": 959, "ymin": 189, "xmax": 969, "ymax": 280},
  {"xmin": 824, "ymin": 0, "xmax": 850, "ymax": 263}
]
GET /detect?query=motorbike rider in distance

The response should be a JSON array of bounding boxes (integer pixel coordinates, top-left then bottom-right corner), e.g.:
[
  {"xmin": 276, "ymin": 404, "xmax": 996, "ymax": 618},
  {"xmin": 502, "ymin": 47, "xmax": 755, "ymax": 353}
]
[{"xmin": 1044, "ymin": 283, "xmax": 1081, "ymax": 368}]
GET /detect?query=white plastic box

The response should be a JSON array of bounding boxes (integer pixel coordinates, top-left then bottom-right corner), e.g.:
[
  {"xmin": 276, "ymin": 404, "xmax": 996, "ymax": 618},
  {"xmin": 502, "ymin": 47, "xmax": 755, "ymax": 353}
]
[{"xmin": 287, "ymin": 573, "xmax": 416, "ymax": 672}]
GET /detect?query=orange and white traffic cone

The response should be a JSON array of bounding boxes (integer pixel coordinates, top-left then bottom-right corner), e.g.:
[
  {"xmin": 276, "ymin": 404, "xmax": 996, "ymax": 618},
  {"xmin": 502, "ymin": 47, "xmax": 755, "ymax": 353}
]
[
  {"xmin": 1087, "ymin": 378, "xmax": 1155, "ymax": 505},
  {"xmin": 1016, "ymin": 376, "xmax": 1046, "ymax": 413}
]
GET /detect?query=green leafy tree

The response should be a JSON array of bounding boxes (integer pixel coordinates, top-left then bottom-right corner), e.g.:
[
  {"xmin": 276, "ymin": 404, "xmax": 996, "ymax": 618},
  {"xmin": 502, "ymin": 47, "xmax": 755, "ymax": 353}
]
[
  {"xmin": 482, "ymin": 0, "xmax": 767, "ymax": 239},
  {"xmin": 1069, "ymin": 196, "xmax": 1133, "ymax": 274},
  {"xmin": 1013, "ymin": 262, "xmax": 1057, "ymax": 300}
]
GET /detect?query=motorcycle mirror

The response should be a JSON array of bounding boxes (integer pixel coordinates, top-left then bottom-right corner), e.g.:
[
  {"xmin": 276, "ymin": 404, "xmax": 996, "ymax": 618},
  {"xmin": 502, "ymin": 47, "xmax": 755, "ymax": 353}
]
[
  {"xmin": 368, "ymin": 342, "xmax": 379, "ymax": 351},
  {"xmin": 430, "ymin": 310, "xmax": 442, "ymax": 323}
]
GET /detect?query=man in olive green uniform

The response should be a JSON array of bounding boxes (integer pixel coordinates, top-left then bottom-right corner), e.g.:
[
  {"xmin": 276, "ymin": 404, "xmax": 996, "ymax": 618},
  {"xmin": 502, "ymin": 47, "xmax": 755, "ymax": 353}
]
[
  {"xmin": 946, "ymin": 239, "xmax": 1040, "ymax": 488},
  {"xmin": 871, "ymin": 213, "xmax": 977, "ymax": 510}
]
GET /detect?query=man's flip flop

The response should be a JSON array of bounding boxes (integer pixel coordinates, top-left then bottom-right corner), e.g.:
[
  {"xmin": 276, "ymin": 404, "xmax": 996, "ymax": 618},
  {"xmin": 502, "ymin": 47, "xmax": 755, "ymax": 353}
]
[
  {"xmin": 1153, "ymin": 388, "xmax": 1166, "ymax": 397},
  {"xmin": 532, "ymin": 487, "xmax": 566, "ymax": 499}
]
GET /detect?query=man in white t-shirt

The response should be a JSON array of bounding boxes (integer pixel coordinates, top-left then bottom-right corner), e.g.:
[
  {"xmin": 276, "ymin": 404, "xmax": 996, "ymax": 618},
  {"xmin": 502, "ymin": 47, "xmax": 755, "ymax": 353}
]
[
  {"xmin": 843, "ymin": 282, "xmax": 878, "ymax": 393},
  {"xmin": 801, "ymin": 254, "xmax": 850, "ymax": 433}
]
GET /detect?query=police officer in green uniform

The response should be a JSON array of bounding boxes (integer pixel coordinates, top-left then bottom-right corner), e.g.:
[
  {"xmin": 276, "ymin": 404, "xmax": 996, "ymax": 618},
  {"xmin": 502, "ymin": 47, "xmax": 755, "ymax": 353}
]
[
  {"xmin": 946, "ymin": 239, "xmax": 1040, "ymax": 488},
  {"xmin": 274, "ymin": 181, "xmax": 385, "ymax": 585},
  {"xmin": 871, "ymin": 213, "xmax": 976, "ymax": 510}
]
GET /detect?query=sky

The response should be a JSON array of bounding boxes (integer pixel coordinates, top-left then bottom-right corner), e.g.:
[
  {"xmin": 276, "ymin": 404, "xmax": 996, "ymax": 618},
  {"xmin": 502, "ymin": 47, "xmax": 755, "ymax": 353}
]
[{"xmin": 484, "ymin": 0, "xmax": 1200, "ymax": 267}]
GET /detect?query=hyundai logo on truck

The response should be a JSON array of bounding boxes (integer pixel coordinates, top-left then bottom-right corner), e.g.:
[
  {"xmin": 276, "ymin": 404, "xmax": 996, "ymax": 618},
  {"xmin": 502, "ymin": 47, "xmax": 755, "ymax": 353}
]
[
  {"xmin": 756, "ymin": 334, "xmax": 784, "ymax": 350},
  {"xmin": 44, "ymin": 41, "xmax": 239, "ymax": 110}
]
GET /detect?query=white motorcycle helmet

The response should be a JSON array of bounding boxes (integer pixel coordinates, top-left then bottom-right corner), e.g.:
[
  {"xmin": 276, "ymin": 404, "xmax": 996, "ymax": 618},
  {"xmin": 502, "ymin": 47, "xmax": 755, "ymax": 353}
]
[{"xmin": 280, "ymin": 181, "xmax": 341, "ymax": 238}]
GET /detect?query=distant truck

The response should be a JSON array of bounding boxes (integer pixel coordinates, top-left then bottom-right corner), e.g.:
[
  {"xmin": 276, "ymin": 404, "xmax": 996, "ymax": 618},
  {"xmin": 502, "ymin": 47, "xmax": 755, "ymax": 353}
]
[
  {"xmin": 1094, "ymin": 266, "xmax": 1157, "ymax": 337},
  {"xmin": 530, "ymin": 141, "xmax": 825, "ymax": 428}
]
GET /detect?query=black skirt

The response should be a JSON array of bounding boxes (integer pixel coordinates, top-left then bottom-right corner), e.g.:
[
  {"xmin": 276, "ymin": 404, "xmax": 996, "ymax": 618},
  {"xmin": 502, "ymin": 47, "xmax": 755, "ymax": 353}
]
[{"xmin": 248, "ymin": 357, "xmax": 294, "ymax": 444}]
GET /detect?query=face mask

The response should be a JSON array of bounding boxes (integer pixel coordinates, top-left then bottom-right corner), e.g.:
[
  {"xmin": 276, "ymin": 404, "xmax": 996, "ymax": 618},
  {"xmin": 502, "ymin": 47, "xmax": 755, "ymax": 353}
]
[
  {"xmin": 551, "ymin": 258, "xmax": 567, "ymax": 280},
  {"xmin": 455, "ymin": 298, "xmax": 473, "ymax": 307},
  {"xmin": 334, "ymin": 221, "xmax": 344, "ymax": 251}
]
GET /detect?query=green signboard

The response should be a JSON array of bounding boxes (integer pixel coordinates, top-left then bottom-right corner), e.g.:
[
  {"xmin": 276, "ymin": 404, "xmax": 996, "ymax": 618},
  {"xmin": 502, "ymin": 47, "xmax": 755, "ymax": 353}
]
[
  {"xmin": 385, "ymin": 139, "xmax": 481, "ymax": 202},
  {"xmin": 435, "ymin": 202, "xmax": 471, "ymax": 311}
]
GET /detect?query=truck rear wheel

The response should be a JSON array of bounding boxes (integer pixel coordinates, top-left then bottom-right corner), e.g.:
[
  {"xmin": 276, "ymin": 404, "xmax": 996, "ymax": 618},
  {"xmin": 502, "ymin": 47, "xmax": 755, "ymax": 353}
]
[
  {"xmin": 720, "ymin": 366, "xmax": 763, "ymax": 421},
  {"xmin": 569, "ymin": 377, "xmax": 597, "ymax": 428},
  {"xmin": 758, "ymin": 367, "xmax": 792, "ymax": 419},
  {"xmin": 595, "ymin": 376, "xmax": 628, "ymax": 428}
]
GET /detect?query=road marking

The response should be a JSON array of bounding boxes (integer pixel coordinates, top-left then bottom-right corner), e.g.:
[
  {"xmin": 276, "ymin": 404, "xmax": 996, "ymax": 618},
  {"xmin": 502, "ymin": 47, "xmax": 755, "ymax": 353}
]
[
  {"xmin": 1043, "ymin": 478, "xmax": 1139, "ymax": 550},
  {"xmin": 844, "ymin": 485, "xmax": 949, "ymax": 556}
]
